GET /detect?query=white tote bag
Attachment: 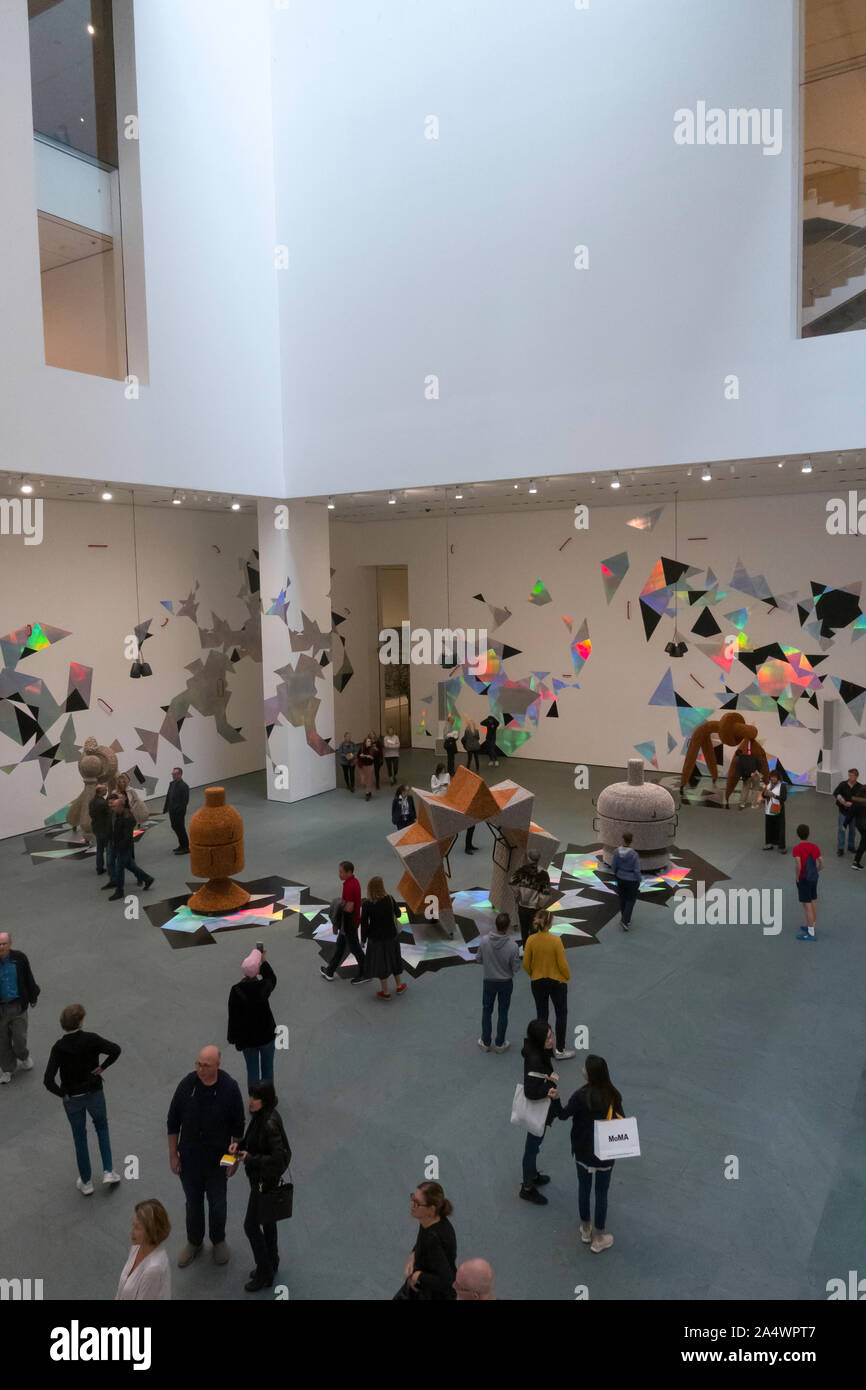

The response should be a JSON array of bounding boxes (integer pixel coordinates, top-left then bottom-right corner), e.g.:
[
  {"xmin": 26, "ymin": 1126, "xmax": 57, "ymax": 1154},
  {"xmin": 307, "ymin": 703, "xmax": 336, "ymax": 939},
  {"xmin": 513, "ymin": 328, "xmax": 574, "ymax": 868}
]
[
  {"xmin": 594, "ymin": 1105, "xmax": 640, "ymax": 1160},
  {"xmin": 510, "ymin": 1074, "xmax": 551, "ymax": 1138}
]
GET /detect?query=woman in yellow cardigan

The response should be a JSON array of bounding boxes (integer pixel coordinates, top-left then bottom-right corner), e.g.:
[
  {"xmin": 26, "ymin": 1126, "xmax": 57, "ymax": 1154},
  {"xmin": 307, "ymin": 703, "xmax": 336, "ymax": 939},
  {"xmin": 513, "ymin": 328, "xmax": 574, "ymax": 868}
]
[{"xmin": 522, "ymin": 911, "xmax": 575, "ymax": 1060}]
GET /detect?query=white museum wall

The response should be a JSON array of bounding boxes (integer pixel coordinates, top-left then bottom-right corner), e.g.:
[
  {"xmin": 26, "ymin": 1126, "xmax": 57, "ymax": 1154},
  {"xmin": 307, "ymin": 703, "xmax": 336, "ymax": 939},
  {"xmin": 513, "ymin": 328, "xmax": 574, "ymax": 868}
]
[
  {"xmin": 0, "ymin": 0, "xmax": 283, "ymax": 494},
  {"xmin": 0, "ymin": 498, "xmax": 265, "ymax": 840},
  {"xmin": 331, "ymin": 492, "xmax": 866, "ymax": 784},
  {"xmin": 274, "ymin": 0, "xmax": 866, "ymax": 497}
]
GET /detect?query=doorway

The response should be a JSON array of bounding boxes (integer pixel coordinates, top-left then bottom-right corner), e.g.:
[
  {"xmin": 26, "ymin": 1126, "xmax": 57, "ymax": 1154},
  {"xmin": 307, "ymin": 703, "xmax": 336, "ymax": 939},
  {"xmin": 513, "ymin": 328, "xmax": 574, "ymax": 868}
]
[{"xmin": 376, "ymin": 566, "xmax": 411, "ymax": 745}]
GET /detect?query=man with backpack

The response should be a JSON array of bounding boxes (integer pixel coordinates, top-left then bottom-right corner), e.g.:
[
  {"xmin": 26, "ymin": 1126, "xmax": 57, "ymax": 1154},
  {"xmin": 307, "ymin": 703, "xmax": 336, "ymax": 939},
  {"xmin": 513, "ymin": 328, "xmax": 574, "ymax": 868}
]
[
  {"xmin": 510, "ymin": 852, "xmax": 553, "ymax": 950},
  {"xmin": 792, "ymin": 824, "xmax": 822, "ymax": 942}
]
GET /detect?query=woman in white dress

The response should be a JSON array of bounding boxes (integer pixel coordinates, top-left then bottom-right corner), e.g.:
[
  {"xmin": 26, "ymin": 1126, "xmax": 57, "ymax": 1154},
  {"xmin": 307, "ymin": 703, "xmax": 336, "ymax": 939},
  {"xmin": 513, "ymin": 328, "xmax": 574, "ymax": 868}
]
[{"xmin": 115, "ymin": 1199, "xmax": 172, "ymax": 1301}]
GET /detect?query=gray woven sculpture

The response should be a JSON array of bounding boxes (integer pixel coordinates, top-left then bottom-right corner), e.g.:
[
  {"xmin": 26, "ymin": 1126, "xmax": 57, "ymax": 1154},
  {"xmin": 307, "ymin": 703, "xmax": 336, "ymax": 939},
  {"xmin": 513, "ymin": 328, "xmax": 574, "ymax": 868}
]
[{"xmin": 594, "ymin": 758, "xmax": 677, "ymax": 871}]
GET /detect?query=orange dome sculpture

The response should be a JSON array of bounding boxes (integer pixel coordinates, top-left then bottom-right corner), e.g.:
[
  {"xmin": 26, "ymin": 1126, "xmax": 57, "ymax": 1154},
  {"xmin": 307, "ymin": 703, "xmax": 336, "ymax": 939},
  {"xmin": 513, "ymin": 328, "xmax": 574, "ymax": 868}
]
[{"xmin": 187, "ymin": 786, "xmax": 250, "ymax": 913}]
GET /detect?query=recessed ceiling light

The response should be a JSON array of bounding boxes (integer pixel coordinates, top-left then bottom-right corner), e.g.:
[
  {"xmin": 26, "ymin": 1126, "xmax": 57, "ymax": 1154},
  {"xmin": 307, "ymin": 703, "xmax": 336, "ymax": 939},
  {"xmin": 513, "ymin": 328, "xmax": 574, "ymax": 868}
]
[
  {"xmin": 778, "ymin": 459, "xmax": 785, "ymax": 469},
  {"xmin": 327, "ymin": 496, "xmax": 335, "ymax": 510},
  {"xmin": 230, "ymin": 497, "xmax": 240, "ymax": 510},
  {"xmin": 454, "ymin": 488, "xmax": 463, "ymax": 499},
  {"xmin": 610, "ymin": 473, "xmax": 621, "ymax": 489},
  {"xmin": 528, "ymin": 480, "xmax": 537, "ymax": 494},
  {"xmin": 801, "ymin": 458, "xmax": 812, "ymax": 474},
  {"xmin": 172, "ymin": 491, "xmax": 182, "ymax": 505},
  {"xmin": 388, "ymin": 492, "xmax": 396, "ymax": 505},
  {"xmin": 101, "ymin": 487, "xmax": 112, "ymax": 501},
  {"xmin": 20, "ymin": 478, "xmax": 33, "ymax": 494},
  {"xmin": 513, "ymin": 482, "xmax": 519, "ymax": 490},
  {"xmin": 702, "ymin": 465, "xmax": 712, "ymax": 482}
]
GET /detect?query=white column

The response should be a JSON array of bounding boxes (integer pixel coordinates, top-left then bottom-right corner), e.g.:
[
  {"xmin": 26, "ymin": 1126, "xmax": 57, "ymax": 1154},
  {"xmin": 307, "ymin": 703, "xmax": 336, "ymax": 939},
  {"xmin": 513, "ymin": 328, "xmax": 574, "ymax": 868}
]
[{"xmin": 257, "ymin": 499, "xmax": 336, "ymax": 802}]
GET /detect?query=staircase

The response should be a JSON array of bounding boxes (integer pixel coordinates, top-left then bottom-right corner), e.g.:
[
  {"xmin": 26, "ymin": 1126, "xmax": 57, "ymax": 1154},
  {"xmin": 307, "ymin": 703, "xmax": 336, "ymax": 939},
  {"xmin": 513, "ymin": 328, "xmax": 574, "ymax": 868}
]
[{"xmin": 802, "ymin": 193, "xmax": 866, "ymax": 330}]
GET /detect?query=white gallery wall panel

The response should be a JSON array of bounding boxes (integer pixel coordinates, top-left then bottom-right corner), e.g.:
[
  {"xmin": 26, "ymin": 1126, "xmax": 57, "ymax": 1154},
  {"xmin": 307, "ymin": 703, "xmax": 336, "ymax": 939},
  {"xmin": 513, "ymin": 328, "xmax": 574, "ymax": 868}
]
[
  {"xmin": 274, "ymin": 0, "xmax": 866, "ymax": 496},
  {"xmin": 331, "ymin": 491, "xmax": 866, "ymax": 786}
]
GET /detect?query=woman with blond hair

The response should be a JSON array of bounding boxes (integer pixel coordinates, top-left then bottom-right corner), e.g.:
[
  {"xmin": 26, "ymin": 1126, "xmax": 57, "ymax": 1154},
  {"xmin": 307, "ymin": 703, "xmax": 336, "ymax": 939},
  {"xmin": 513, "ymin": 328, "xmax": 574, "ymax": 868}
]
[
  {"xmin": 522, "ymin": 910, "xmax": 575, "ymax": 1061},
  {"xmin": 461, "ymin": 718, "xmax": 481, "ymax": 772},
  {"xmin": 361, "ymin": 876, "xmax": 407, "ymax": 999},
  {"xmin": 115, "ymin": 1199, "xmax": 172, "ymax": 1299}
]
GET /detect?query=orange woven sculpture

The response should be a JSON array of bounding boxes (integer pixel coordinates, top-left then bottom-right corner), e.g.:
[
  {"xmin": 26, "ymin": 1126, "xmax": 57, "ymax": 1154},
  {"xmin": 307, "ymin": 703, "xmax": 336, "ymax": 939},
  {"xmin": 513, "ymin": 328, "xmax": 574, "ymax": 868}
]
[{"xmin": 187, "ymin": 786, "xmax": 250, "ymax": 913}]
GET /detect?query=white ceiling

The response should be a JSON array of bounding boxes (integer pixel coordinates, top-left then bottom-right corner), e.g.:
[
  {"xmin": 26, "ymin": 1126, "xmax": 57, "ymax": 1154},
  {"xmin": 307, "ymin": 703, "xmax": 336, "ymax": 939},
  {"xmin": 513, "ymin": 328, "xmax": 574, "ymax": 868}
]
[{"xmin": 2, "ymin": 447, "xmax": 864, "ymax": 522}]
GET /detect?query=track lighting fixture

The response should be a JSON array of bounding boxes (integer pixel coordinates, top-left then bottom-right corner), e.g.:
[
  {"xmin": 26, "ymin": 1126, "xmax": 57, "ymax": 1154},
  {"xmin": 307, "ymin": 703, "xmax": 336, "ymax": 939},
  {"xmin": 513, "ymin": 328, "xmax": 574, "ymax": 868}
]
[{"xmin": 610, "ymin": 473, "xmax": 621, "ymax": 489}]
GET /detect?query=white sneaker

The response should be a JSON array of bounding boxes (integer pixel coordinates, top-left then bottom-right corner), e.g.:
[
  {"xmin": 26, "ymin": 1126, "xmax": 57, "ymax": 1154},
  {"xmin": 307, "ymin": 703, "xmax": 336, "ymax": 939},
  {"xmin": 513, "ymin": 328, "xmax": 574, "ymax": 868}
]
[
  {"xmin": 591, "ymin": 1230, "xmax": 614, "ymax": 1253},
  {"xmin": 103, "ymin": 1171, "xmax": 122, "ymax": 1185},
  {"xmin": 553, "ymin": 1048, "xmax": 576, "ymax": 1060},
  {"xmin": 494, "ymin": 1042, "xmax": 511, "ymax": 1053},
  {"xmin": 0, "ymin": 1071, "xmax": 11, "ymax": 1084},
  {"xmin": 16, "ymin": 1057, "xmax": 34, "ymax": 1071},
  {"xmin": 477, "ymin": 1039, "xmax": 491, "ymax": 1052},
  {"xmin": 76, "ymin": 1178, "xmax": 94, "ymax": 1196}
]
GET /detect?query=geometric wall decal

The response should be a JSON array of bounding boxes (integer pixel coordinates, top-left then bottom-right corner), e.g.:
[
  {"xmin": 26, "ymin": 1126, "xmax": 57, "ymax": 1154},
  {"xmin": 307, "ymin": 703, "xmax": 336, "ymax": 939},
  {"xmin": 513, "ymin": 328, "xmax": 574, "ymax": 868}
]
[
  {"xmin": 600, "ymin": 551, "xmax": 630, "ymax": 604},
  {"xmin": 626, "ymin": 507, "xmax": 664, "ymax": 531},
  {"xmin": 528, "ymin": 579, "xmax": 552, "ymax": 606}
]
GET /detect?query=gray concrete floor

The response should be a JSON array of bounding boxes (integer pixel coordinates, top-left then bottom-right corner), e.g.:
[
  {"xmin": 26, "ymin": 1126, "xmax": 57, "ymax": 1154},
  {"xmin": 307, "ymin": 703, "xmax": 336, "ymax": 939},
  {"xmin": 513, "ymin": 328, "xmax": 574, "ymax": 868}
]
[{"xmin": 1, "ymin": 752, "xmax": 863, "ymax": 1301}]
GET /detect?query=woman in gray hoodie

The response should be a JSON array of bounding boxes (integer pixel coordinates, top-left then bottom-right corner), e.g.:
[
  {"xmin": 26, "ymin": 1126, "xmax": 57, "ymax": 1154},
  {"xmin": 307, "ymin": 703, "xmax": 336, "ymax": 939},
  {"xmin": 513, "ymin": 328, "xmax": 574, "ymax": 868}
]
[{"xmin": 477, "ymin": 913, "xmax": 521, "ymax": 1052}]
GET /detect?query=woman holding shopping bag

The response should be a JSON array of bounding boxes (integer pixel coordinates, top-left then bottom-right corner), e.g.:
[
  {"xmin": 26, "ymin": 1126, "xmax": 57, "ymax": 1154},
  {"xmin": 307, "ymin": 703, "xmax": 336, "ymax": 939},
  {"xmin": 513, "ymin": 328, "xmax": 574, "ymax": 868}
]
[
  {"xmin": 515, "ymin": 1019, "xmax": 559, "ymax": 1206},
  {"xmin": 550, "ymin": 1054, "xmax": 624, "ymax": 1253}
]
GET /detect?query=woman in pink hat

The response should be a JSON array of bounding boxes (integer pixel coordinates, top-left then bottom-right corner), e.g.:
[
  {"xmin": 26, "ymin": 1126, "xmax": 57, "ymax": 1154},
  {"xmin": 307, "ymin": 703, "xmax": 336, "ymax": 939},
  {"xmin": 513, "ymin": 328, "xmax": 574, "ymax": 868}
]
[{"xmin": 227, "ymin": 947, "xmax": 277, "ymax": 1085}]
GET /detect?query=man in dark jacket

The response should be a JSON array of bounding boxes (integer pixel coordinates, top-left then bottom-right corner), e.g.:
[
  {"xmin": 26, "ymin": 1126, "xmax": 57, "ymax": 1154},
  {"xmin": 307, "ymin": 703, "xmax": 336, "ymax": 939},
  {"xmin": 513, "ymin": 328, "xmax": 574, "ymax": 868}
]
[
  {"xmin": 163, "ymin": 766, "xmax": 190, "ymax": 853},
  {"xmin": 833, "ymin": 769, "xmax": 864, "ymax": 857},
  {"xmin": 167, "ymin": 1045, "xmax": 245, "ymax": 1268},
  {"xmin": 107, "ymin": 792, "xmax": 154, "ymax": 900},
  {"xmin": 0, "ymin": 932, "xmax": 39, "ymax": 1083},
  {"xmin": 89, "ymin": 785, "xmax": 112, "ymax": 876}
]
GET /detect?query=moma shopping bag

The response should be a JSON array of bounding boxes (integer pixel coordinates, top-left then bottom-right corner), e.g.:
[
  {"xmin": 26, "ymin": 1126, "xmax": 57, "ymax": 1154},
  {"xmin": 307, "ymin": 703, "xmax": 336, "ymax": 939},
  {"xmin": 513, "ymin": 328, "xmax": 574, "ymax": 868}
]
[{"xmin": 594, "ymin": 1108, "xmax": 640, "ymax": 1160}]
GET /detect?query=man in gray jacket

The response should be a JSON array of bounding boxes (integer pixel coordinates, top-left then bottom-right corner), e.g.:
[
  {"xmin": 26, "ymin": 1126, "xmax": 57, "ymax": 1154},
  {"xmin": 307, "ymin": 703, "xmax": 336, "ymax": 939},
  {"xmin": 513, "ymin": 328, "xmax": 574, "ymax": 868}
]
[{"xmin": 477, "ymin": 913, "xmax": 521, "ymax": 1053}]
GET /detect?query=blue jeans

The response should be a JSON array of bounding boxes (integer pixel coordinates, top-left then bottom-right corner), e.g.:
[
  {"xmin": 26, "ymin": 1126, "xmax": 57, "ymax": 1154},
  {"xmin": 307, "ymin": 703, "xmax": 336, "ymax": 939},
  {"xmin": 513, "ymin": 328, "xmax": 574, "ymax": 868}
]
[
  {"xmin": 838, "ymin": 809, "xmax": 856, "ymax": 852},
  {"xmin": 111, "ymin": 847, "xmax": 150, "ymax": 892},
  {"xmin": 63, "ymin": 1091, "xmax": 113, "ymax": 1183},
  {"xmin": 180, "ymin": 1166, "xmax": 228, "ymax": 1246},
  {"xmin": 481, "ymin": 978, "xmax": 513, "ymax": 1047},
  {"xmin": 577, "ymin": 1162, "xmax": 612, "ymax": 1230},
  {"xmin": 522, "ymin": 1130, "xmax": 545, "ymax": 1186},
  {"xmin": 243, "ymin": 1041, "xmax": 276, "ymax": 1086}
]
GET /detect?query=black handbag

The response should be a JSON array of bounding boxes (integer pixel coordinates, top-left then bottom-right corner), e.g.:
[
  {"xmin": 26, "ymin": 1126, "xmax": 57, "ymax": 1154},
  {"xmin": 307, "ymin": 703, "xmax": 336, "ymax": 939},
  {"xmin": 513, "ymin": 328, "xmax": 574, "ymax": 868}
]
[{"xmin": 255, "ymin": 1175, "xmax": 293, "ymax": 1223}]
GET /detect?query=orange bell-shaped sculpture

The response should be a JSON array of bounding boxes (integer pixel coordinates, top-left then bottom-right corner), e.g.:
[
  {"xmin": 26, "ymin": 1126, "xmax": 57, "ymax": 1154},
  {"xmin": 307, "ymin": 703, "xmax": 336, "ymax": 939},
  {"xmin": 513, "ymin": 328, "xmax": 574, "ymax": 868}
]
[{"xmin": 187, "ymin": 787, "xmax": 251, "ymax": 913}]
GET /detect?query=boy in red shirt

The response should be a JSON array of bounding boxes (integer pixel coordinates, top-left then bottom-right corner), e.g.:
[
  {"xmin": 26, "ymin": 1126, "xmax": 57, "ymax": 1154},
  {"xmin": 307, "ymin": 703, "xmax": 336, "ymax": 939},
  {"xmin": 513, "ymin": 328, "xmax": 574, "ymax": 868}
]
[
  {"xmin": 321, "ymin": 860, "xmax": 367, "ymax": 982},
  {"xmin": 792, "ymin": 824, "xmax": 822, "ymax": 942}
]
